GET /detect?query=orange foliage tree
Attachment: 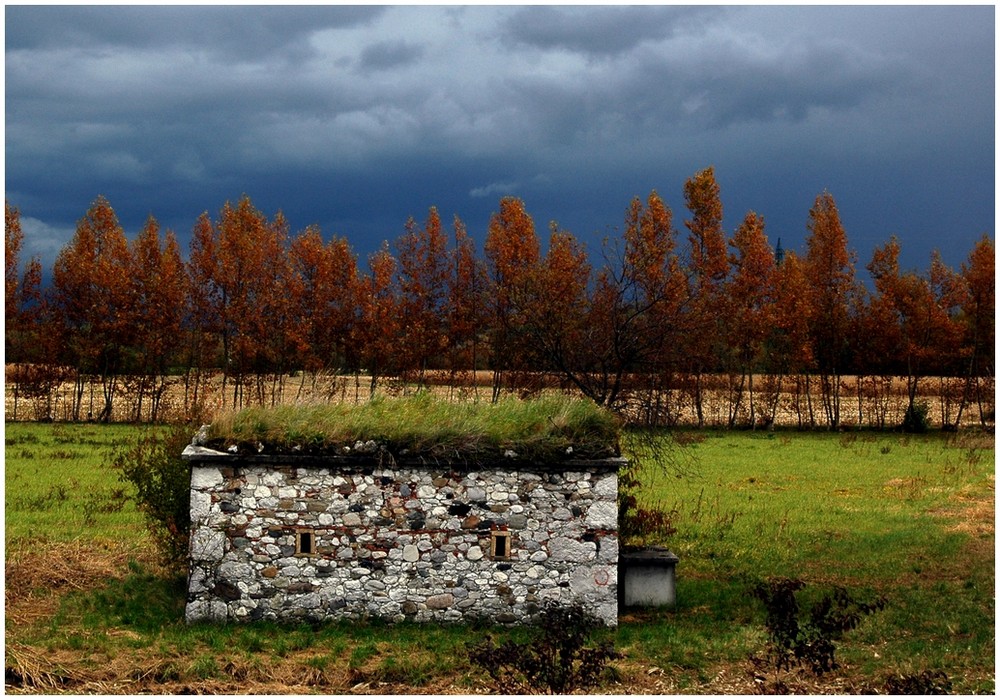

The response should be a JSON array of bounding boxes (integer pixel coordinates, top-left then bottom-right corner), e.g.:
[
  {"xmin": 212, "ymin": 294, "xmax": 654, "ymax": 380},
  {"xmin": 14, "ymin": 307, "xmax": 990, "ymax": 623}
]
[
  {"xmin": 580, "ymin": 191, "xmax": 688, "ymax": 416},
  {"xmin": 396, "ymin": 207, "xmax": 450, "ymax": 385},
  {"xmin": 287, "ymin": 225, "xmax": 359, "ymax": 388},
  {"xmin": 484, "ymin": 196, "xmax": 540, "ymax": 401},
  {"xmin": 444, "ymin": 214, "xmax": 486, "ymax": 394},
  {"xmin": 521, "ymin": 223, "xmax": 593, "ymax": 397},
  {"xmin": 804, "ymin": 190, "xmax": 857, "ymax": 428},
  {"xmin": 765, "ymin": 251, "xmax": 814, "ymax": 427},
  {"xmin": 51, "ymin": 195, "xmax": 133, "ymax": 421},
  {"xmin": 868, "ymin": 237, "xmax": 966, "ymax": 425},
  {"xmin": 683, "ymin": 166, "xmax": 730, "ymax": 426},
  {"xmin": 727, "ymin": 210, "xmax": 776, "ymax": 427},
  {"xmin": 355, "ymin": 241, "xmax": 399, "ymax": 395},
  {"xmin": 957, "ymin": 235, "xmax": 995, "ymax": 426},
  {"xmin": 186, "ymin": 195, "xmax": 293, "ymax": 408},
  {"xmin": 127, "ymin": 215, "xmax": 187, "ymax": 421},
  {"xmin": 5, "ymin": 201, "xmax": 42, "ymax": 363}
]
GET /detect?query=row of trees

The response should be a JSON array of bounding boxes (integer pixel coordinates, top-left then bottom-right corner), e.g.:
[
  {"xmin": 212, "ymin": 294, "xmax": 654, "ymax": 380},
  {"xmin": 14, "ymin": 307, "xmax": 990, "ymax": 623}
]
[{"xmin": 5, "ymin": 167, "xmax": 994, "ymax": 428}]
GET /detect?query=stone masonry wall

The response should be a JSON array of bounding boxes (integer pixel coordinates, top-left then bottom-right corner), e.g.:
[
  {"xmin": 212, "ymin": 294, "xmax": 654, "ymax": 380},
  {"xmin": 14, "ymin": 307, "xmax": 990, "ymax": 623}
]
[{"xmin": 184, "ymin": 451, "xmax": 621, "ymax": 626}]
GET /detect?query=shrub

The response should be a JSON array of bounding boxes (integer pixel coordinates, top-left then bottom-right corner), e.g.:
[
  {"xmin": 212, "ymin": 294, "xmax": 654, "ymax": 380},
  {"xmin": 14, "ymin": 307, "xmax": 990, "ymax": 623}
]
[
  {"xmin": 749, "ymin": 577, "xmax": 886, "ymax": 677},
  {"xmin": 901, "ymin": 400, "xmax": 931, "ymax": 433},
  {"xmin": 109, "ymin": 424, "xmax": 194, "ymax": 570},
  {"xmin": 467, "ymin": 603, "xmax": 621, "ymax": 694}
]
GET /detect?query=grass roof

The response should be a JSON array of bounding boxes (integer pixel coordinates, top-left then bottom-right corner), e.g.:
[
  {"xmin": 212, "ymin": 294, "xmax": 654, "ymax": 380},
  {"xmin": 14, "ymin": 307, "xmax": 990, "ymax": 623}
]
[{"xmin": 205, "ymin": 394, "xmax": 620, "ymax": 462}]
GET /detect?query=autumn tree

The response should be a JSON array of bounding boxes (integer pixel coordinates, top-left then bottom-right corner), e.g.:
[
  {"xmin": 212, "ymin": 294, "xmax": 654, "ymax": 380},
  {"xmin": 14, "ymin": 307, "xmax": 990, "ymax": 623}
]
[
  {"xmin": 867, "ymin": 237, "xmax": 965, "ymax": 427},
  {"xmin": 577, "ymin": 191, "xmax": 688, "ymax": 416},
  {"xmin": 5, "ymin": 201, "xmax": 61, "ymax": 420},
  {"xmin": 444, "ymin": 214, "xmax": 487, "ymax": 394},
  {"xmin": 126, "ymin": 215, "xmax": 188, "ymax": 421},
  {"xmin": 683, "ymin": 167, "xmax": 730, "ymax": 425},
  {"xmin": 519, "ymin": 223, "xmax": 592, "ymax": 397},
  {"xmin": 765, "ymin": 251, "xmax": 814, "ymax": 427},
  {"xmin": 848, "ymin": 279, "xmax": 902, "ymax": 429},
  {"xmin": 396, "ymin": 207, "xmax": 450, "ymax": 385},
  {"xmin": 5, "ymin": 201, "xmax": 42, "ymax": 364},
  {"xmin": 956, "ymin": 235, "xmax": 995, "ymax": 426},
  {"xmin": 727, "ymin": 211, "xmax": 776, "ymax": 427},
  {"xmin": 483, "ymin": 196, "xmax": 540, "ymax": 401},
  {"xmin": 803, "ymin": 190, "xmax": 856, "ymax": 428},
  {"xmin": 51, "ymin": 195, "xmax": 133, "ymax": 421},
  {"xmin": 186, "ymin": 195, "xmax": 293, "ymax": 408},
  {"xmin": 287, "ymin": 226, "xmax": 359, "ymax": 392},
  {"xmin": 183, "ymin": 211, "xmax": 221, "ymax": 415},
  {"xmin": 355, "ymin": 241, "xmax": 400, "ymax": 396}
]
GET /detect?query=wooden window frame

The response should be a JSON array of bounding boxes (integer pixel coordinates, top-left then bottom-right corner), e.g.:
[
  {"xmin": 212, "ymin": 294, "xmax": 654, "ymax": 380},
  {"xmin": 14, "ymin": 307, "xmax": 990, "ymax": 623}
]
[
  {"xmin": 295, "ymin": 529, "xmax": 316, "ymax": 557},
  {"xmin": 490, "ymin": 530, "xmax": 512, "ymax": 560}
]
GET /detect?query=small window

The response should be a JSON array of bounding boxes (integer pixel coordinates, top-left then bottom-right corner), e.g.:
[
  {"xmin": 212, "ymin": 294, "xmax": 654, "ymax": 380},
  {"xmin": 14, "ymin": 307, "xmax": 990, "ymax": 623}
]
[
  {"xmin": 296, "ymin": 530, "xmax": 316, "ymax": 556},
  {"xmin": 490, "ymin": 531, "xmax": 512, "ymax": 560}
]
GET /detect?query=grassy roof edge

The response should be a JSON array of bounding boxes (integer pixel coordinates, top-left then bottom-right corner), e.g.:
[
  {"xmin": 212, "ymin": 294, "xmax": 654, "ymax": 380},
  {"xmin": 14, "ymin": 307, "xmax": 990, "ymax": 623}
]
[{"xmin": 204, "ymin": 394, "xmax": 621, "ymax": 462}]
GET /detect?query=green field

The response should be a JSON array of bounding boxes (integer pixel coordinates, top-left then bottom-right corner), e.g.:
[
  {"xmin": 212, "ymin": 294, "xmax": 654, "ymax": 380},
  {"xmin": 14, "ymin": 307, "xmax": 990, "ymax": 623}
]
[{"xmin": 5, "ymin": 423, "xmax": 994, "ymax": 694}]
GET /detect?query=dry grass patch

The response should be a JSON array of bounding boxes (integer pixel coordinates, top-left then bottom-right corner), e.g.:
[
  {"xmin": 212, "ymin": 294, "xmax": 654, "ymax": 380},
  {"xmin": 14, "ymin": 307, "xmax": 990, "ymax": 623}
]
[{"xmin": 5, "ymin": 539, "xmax": 155, "ymax": 627}]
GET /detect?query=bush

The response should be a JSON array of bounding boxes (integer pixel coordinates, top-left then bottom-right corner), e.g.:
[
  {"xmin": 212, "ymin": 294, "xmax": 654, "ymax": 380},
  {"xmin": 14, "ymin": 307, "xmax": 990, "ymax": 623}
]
[
  {"xmin": 749, "ymin": 577, "xmax": 886, "ymax": 677},
  {"xmin": 467, "ymin": 603, "xmax": 621, "ymax": 693},
  {"xmin": 901, "ymin": 400, "xmax": 931, "ymax": 433},
  {"xmin": 109, "ymin": 424, "xmax": 194, "ymax": 570}
]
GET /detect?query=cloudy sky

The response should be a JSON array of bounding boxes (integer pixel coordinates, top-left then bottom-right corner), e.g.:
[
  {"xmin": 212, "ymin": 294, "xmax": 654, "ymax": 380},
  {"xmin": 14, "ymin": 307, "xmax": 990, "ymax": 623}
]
[{"xmin": 5, "ymin": 5, "xmax": 994, "ymax": 278}]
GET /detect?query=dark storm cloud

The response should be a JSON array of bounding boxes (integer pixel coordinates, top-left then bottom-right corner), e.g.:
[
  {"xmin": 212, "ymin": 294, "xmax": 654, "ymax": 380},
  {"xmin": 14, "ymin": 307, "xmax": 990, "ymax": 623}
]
[
  {"xmin": 501, "ymin": 5, "xmax": 713, "ymax": 57},
  {"xmin": 4, "ymin": 5, "xmax": 993, "ymax": 278},
  {"xmin": 358, "ymin": 40, "xmax": 424, "ymax": 72},
  {"xmin": 4, "ymin": 5, "xmax": 383, "ymax": 59}
]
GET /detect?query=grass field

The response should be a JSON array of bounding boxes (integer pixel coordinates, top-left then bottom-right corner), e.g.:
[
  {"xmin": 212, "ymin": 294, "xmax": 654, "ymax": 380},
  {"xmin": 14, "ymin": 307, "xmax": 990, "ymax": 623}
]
[{"xmin": 4, "ymin": 422, "xmax": 994, "ymax": 694}]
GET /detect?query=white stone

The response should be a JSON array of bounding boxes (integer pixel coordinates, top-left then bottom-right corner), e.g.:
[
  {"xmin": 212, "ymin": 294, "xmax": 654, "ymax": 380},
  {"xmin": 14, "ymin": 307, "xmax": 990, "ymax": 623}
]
[
  {"xmin": 191, "ymin": 466, "xmax": 224, "ymax": 489},
  {"xmin": 190, "ymin": 491, "xmax": 211, "ymax": 521},
  {"xmin": 592, "ymin": 474, "xmax": 618, "ymax": 498},
  {"xmin": 466, "ymin": 546, "xmax": 483, "ymax": 561},
  {"xmin": 402, "ymin": 544, "xmax": 420, "ymax": 562},
  {"xmin": 597, "ymin": 536, "xmax": 619, "ymax": 563},
  {"xmin": 585, "ymin": 501, "xmax": 618, "ymax": 529},
  {"xmin": 466, "ymin": 487, "xmax": 486, "ymax": 501},
  {"xmin": 189, "ymin": 528, "xmax": 226, "ymax": 562},
  {"xmin": 547, "ymin": 536, "xmax": 596, "ymax": 562}
]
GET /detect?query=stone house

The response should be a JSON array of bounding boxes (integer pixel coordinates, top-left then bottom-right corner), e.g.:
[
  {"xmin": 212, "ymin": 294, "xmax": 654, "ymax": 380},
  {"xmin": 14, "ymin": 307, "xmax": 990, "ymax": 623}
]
[{"xmin": 183, "ymin": 444, "xmax": 622, "ymax": 626}]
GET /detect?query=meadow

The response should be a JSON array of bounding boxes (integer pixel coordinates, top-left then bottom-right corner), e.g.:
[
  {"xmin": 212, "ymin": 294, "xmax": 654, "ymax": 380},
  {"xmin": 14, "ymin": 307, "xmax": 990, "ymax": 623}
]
[{"xmin": 4, "ymin": 422, "xmax": 994, "ymax": 694}]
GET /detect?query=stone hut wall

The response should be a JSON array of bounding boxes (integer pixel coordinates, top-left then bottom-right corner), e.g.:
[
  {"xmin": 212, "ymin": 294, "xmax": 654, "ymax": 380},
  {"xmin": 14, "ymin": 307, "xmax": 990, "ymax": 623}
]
[{"xmin": 184, "ymin": 449, "xmax": 621, "ymax": 626}]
